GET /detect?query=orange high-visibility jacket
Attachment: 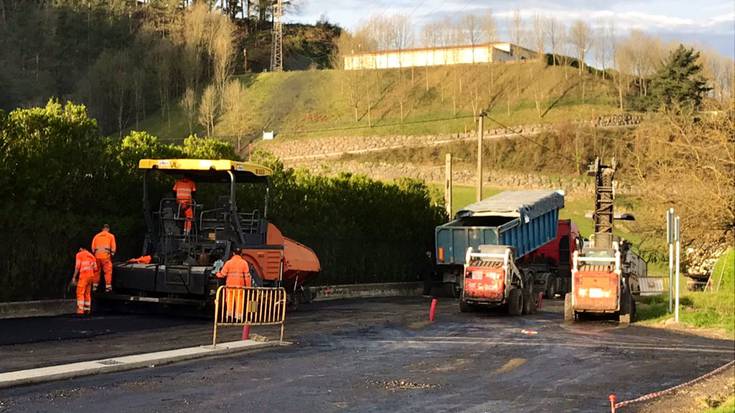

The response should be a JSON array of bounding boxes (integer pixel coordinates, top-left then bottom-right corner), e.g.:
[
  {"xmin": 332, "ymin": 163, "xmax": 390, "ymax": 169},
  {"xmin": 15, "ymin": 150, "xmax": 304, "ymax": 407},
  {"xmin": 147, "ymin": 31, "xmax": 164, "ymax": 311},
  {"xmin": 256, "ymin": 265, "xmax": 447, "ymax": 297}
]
[
  {"xmin": 92, "ymin": 231, "xmax": 117, "ymax": 260},
  {"xmin": 127, "ymin": 255, "xmax": 152, "ymax": 264},
  {"xmin": 173, "ymin": 178, "xmax": 196, "ymax": 204},
  {"xmin": 216, "ymin": 255, "xmax": 252, "ymax": 287},
  {"xmin": 75, "ymin": 250, "xmax": 98, "ymax": 277}
]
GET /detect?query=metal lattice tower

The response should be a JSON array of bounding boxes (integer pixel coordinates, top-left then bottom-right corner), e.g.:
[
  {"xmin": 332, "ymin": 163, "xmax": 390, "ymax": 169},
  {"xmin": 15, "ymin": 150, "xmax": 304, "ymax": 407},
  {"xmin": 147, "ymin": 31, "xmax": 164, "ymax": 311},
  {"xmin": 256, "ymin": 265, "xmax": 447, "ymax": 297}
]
[
  {"xmin": 588, "ymin": 157, "xmax": 617, "ymax": 249},
  {"xmin": 270, "ymin": 0, "xmax": 283, "ymax": 72}
]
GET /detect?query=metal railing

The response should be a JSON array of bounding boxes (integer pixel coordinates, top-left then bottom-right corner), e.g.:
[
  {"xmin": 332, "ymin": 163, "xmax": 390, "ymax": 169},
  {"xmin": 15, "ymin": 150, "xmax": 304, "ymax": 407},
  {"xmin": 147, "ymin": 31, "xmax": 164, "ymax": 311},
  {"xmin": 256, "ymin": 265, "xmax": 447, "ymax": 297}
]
[{"xmin": 212, "ymin": 286, "xmax": 287, "ymax": 346}]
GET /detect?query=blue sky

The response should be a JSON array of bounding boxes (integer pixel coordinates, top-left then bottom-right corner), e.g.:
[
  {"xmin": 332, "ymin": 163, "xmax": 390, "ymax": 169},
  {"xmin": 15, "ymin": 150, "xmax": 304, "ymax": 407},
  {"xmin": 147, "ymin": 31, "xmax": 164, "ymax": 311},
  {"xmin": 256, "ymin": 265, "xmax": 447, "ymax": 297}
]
[{"xmin": 291, "ymin": 0, "xmax": 735, "ymax": 57}]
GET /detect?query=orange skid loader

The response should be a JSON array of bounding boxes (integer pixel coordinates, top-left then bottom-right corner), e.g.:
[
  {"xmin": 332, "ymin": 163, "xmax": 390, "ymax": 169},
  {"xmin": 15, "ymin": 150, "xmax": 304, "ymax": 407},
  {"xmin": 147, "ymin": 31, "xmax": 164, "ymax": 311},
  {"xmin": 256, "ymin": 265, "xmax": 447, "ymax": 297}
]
[
  {"xmin": 564, "ymin": 243, "xmax": 635, "ymax": 324},
  {"xmin": 563, "ymin": 158, "xmax": 637, "ymax": 324}
]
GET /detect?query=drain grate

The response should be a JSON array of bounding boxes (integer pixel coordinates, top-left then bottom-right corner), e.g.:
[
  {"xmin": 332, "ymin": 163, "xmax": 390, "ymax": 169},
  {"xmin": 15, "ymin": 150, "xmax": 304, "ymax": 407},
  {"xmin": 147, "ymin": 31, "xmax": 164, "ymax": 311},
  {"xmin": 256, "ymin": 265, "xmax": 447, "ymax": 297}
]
[{"xmin": 97, "ymin": 359, "xmax": 123, "ymax": 366}]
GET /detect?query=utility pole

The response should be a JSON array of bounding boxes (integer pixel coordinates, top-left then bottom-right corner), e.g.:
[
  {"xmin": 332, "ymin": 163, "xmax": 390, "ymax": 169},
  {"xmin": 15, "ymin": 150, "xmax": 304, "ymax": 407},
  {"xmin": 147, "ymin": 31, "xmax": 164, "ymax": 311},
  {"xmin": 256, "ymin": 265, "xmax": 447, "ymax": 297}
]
[
  {"xmin": 476, "ymin": 114, "xmax": 484, "ymax": 202},
  {"xmin": 445, "ymin": 153, "xmax": 453, "ymax": 217},
  {"xmin": 270, "ymin": 0, "xmax": 283, "ymax": 72}
]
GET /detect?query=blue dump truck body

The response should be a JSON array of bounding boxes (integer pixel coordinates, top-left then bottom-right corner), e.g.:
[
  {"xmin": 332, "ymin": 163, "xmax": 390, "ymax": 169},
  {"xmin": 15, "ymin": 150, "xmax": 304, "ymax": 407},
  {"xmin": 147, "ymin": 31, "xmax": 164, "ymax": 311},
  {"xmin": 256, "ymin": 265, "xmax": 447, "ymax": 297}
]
[{"xmin": 434, "ymin": 190, "xmax": 565, "ymax": 291}]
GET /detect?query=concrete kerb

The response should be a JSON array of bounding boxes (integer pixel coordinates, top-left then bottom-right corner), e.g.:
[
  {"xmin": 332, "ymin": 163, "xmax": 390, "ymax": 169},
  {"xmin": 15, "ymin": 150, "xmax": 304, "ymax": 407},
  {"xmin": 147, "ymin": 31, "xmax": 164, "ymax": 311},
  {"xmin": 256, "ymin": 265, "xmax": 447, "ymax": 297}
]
[
  {"xmin": 310, "ymin": 282, "xmax": 423, "ymax": 302},
  {"xmin": 0, "ymin": 339, "xmax": 289, "ymax": 389},
  {"xmin": 0, "ymin": 299, "xmax": 75, "ymax": 319}
]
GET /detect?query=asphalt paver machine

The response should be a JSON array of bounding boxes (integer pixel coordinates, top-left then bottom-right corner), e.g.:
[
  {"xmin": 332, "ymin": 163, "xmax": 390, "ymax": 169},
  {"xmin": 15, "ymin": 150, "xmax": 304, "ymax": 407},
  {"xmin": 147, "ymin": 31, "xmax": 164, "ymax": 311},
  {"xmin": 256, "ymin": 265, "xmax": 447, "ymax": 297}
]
[{"xmin": 106, "ymin": 159, "xmax": 320, "ymax": 308}]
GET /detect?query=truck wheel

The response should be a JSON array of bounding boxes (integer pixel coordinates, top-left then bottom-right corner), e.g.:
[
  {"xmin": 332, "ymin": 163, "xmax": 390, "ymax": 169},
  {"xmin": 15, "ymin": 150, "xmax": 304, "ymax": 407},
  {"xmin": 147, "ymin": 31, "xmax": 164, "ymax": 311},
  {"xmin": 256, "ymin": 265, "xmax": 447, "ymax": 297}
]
[
  {"xmin": 619, "ymin": 288, "xmax": 632, "ymax": 325},
  {"xmin": 522, "ymin": 288, "xmax": 535, "ymax": 315},
  {"xmin": 564, "ymin": 293, "xmax": 574, "ymax": 322},
  {"xmin": 459, "ymin": 299, "xmax": 473, "ymax": 313},
  {"xmin": 545, "ymin": 278, "xmax": 556, "ymax": 299},
  {"xmin": 288, "ymin": 291, "xmax": 300, "ymax": 311},
  {"xmin": 508, "ymin": 288, "xmax": 523, "ymax": 316}
]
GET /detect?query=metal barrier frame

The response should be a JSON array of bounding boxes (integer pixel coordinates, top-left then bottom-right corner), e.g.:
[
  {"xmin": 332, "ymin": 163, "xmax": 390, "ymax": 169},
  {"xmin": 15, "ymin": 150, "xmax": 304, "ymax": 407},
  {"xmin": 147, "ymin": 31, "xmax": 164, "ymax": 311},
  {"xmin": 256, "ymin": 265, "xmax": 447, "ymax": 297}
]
[{"xmin": 212, "ymin": 285, "xmax": 287, "ymax": 347}]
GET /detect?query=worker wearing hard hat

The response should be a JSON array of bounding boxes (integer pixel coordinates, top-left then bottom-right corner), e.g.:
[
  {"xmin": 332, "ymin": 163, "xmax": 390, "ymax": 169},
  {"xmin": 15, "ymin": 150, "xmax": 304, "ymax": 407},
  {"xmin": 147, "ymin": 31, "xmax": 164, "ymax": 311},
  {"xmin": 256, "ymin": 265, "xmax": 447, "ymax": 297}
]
[
  {"xmin": 173, "ymin": 176, "xmax": 196, "ymax": 235},
  {"xmin": 71, "ymin": 247, "xmax": 98, "ymax": 315},
  {"xmin": 91, "ymin": 224, "xmax": 116, "ymax": 292},
  {"xmin": 216, "ymin": 248, "xmax": 252, "ymax": 320}
]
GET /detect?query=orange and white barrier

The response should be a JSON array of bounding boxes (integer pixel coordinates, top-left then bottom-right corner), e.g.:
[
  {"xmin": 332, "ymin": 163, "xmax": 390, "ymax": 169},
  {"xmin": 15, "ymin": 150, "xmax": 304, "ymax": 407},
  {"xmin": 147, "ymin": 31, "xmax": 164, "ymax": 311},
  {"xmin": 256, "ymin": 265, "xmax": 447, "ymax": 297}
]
[{"xmin": 212, "ymin": 286, "xmax": 287, "ymax": 347}]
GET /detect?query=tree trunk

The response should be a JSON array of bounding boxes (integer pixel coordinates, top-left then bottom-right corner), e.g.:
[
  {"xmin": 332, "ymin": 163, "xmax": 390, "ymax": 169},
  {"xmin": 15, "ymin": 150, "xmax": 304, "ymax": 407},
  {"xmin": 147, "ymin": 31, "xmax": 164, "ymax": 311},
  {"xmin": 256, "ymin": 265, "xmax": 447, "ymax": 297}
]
[{"xmin": 425, "ymin": 66, "xmax": 429, "ymax": 92}]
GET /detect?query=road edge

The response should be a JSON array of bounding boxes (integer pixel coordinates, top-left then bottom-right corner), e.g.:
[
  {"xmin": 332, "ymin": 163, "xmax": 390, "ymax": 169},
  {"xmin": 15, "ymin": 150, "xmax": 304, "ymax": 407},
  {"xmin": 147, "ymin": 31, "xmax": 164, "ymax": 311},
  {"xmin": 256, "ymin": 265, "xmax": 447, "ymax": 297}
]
[{"xmin": 0, "ymin": 340, "xmax": 289, "ymax": 389}]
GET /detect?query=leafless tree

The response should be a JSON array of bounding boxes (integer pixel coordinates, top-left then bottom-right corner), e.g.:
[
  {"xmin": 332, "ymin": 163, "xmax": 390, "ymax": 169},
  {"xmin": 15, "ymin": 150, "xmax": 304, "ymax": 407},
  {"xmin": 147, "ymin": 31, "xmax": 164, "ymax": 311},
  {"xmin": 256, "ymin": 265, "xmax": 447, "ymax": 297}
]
[
  {"xmin": 623, "ymin": 30, "xmax": 673, "ymax": 96},
  {"xmin": 334, "ymin": 31, "xmax": 364, "ymax": 121},
  {"xmin": 198, "ymin": 84, "xmax": 219, "ymax": 136},
  {"xmin": 212, "ymin": 13, "xmax": 235, "ymax": 98},
  {"xmin": 180, "ymin": 87, "xmax": 197, "ymax": 134},
  {"xmin": 532, "ymin": 14, "xmax": 545, "ymax": 62},
  {"xmin": 421, "ymin": 21, "xmax": 444, "ymax": 91},
  {"xmin": 569, "ymin": 19, "xmax": 592, "ymax": 76},
  {"xmin": 221, "ymin": 79, "xmax": 247, "ymax": 151},
  {"xmin": 481, "ymin": 9, "xmax": 498, "ymax": 90},
  {"xmin": 544, "ymin": 17, "xmax": 563, "ymax": 67},
  {"xmin": 511, "ymin": 9, "xmax": 524, "ymax": 58},
  {"xmin": 461, "ymin": 13, "xmax": 482, "ymax": 63}
]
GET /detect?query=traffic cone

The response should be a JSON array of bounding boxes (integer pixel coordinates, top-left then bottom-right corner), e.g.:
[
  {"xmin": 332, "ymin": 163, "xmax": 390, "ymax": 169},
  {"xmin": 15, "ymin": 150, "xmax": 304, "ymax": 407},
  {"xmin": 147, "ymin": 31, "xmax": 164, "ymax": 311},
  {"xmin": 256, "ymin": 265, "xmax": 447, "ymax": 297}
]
[{"xmin": 429, "ymin": 298, "xmax": 438, "ymax": 322}]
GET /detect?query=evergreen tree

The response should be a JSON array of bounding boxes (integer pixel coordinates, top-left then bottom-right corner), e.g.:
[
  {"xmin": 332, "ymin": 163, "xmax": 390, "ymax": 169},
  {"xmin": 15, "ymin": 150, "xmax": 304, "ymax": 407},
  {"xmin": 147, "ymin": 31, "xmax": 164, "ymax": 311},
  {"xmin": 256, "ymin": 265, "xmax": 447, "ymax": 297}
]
[{"xmin": 648, "ymin": 45, "xmax": 711, "ymax": 110}]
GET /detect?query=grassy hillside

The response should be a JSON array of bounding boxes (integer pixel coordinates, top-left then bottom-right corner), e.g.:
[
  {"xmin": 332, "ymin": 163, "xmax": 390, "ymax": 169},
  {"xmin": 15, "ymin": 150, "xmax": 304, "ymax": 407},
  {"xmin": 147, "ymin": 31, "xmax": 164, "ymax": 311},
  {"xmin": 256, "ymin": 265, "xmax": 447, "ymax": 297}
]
[
  {"xmin": 637, "ymin": 248, "xmax": 735, "ymax": 338},
  {"xmin": 141, "ymin": 62, "xmax": 620, "ymax": 141}
]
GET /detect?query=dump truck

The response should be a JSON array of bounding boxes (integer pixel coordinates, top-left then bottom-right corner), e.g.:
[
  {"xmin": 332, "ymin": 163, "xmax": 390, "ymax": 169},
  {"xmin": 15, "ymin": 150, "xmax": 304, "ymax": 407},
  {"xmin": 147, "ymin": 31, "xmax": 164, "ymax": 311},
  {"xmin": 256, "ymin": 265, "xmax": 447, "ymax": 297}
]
[
  {"xmin": 106, "ymin": 159, "xmax": 320, "ymax": 309},
  {"xmin": 564, "ymin": 158, "xmax": 639, "ymax": 324},
  {"xmin": 434, "ymin": 190, "xmax": 567, "ymax": 313}
]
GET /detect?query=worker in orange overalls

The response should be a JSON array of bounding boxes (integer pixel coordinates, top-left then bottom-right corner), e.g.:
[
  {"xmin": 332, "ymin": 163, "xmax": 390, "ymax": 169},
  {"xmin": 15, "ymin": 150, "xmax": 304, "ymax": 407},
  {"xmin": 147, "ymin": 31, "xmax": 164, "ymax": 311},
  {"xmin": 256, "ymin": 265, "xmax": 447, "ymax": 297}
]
[
  {"xmin": 173, "ymin": 176, "xmax": 196, "ymax": 235},
  {"xmin": 71, "ymin": 247, "xmax": 98, "ymax": 315},
  {"xmin": 216, "ymin": 248, "xmax": 252, "ymax": 321},
  {"xmin": 92, "ymin": 224, "xmax": 116, "ymax": 292}
]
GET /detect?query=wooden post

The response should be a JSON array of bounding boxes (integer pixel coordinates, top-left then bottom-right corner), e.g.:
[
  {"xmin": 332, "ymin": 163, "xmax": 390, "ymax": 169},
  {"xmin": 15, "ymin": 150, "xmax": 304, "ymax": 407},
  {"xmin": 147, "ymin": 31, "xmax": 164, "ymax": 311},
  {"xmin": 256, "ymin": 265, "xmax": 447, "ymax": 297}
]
[
  {"xmin": 445, "ymin": 153, "xmax": 453, "ymax": 217},
  {"xmin": 476, "ymin": 115, "xmax": 484, "ymax": 202}
]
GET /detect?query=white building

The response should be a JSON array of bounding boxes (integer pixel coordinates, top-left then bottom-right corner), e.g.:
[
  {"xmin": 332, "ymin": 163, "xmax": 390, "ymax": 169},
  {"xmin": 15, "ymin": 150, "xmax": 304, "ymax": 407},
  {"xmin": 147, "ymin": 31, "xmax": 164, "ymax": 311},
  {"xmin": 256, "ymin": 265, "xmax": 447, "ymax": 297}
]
[{"xmin": 344, "ymin": 42, "xmax": 538, "ymax": 71}]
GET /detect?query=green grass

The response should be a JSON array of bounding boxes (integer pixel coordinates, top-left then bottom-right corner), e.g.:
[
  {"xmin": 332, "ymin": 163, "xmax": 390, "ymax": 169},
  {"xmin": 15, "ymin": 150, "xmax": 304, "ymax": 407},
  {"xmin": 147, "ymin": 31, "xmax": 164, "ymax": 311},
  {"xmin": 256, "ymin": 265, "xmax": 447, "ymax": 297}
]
[
  {"xmin": 704, "ymin": 396, "xmax": 735, "ymax": 413},
  {"xmin": 637, "ymin": 248, "xmax": 735, "ymax": 338},
  {"xmin": 140, "ymin": 63, "xmax": 619, "ymax": 142}
]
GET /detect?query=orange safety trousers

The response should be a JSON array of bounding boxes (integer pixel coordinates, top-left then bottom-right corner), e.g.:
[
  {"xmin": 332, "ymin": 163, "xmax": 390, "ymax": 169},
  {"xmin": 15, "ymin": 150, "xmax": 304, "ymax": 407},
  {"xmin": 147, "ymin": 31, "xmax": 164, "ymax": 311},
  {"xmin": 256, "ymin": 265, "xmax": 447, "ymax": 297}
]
[
  {"xmin": 224, "ymin": 275, "xmax": 252, "ymax": 322},
  {"xmin": 95, "ymin": 257, "xmax": 113, "ymax": 288},
  {"xmin": 180, "ymin": 202, "xmax": 193, "ymax": 233},
  {"xmin": 76, "ymin": 274, "xmax": 95, "ymax": 314}
]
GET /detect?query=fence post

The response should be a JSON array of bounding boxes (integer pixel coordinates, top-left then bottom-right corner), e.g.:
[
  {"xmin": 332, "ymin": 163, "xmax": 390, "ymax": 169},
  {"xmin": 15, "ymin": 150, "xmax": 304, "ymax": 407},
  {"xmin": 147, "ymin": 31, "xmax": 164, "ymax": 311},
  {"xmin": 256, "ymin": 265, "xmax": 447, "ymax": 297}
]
[
  {"xmin": 445, "ymin": 153, "xmax": 453, "ymax": 217},
  {"xmin": 667, "ymin": 208, "xmax": 674, "ymax": 313},
  {"xmin": 476, "ymin": 115, "xmax": 484, "ymax": 202},
  {"xmin": 674, "ymin": 215, "xmax": 681, "ymax": 323},
  {"xmin": 212, "ymin": 286, "xmax": 224, "ymax": 347}
]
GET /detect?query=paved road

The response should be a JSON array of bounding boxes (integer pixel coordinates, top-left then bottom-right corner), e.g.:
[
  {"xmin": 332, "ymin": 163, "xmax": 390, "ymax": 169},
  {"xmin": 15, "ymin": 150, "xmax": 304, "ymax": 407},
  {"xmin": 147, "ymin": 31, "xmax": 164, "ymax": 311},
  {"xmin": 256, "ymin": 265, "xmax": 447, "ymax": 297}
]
[{"xmin": 0, "ymin": 297, "xmax": 733, "ymax": 412}]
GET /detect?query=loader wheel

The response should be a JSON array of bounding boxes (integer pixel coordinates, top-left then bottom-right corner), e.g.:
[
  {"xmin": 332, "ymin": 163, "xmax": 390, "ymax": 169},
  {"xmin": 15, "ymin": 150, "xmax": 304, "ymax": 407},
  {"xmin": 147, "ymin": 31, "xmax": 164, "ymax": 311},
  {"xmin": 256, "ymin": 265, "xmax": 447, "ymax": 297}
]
[
  {"xmin": 522, "ymin": 288, "xmax": 535, "ymax": 315},
  {"xmin": 564, "ymin": 293, "xmax": 574, "ymax": 322},
  {"xmin": 619, "ymin": 288, "xmax": 633, "ymax": 325},
  {"xmin": 459, "ymin": 299, "xmax": 473, "ymax": 313},
  {"xmin": 508, "ymin": 288, "xmax": 523, "ymax": 316}
]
